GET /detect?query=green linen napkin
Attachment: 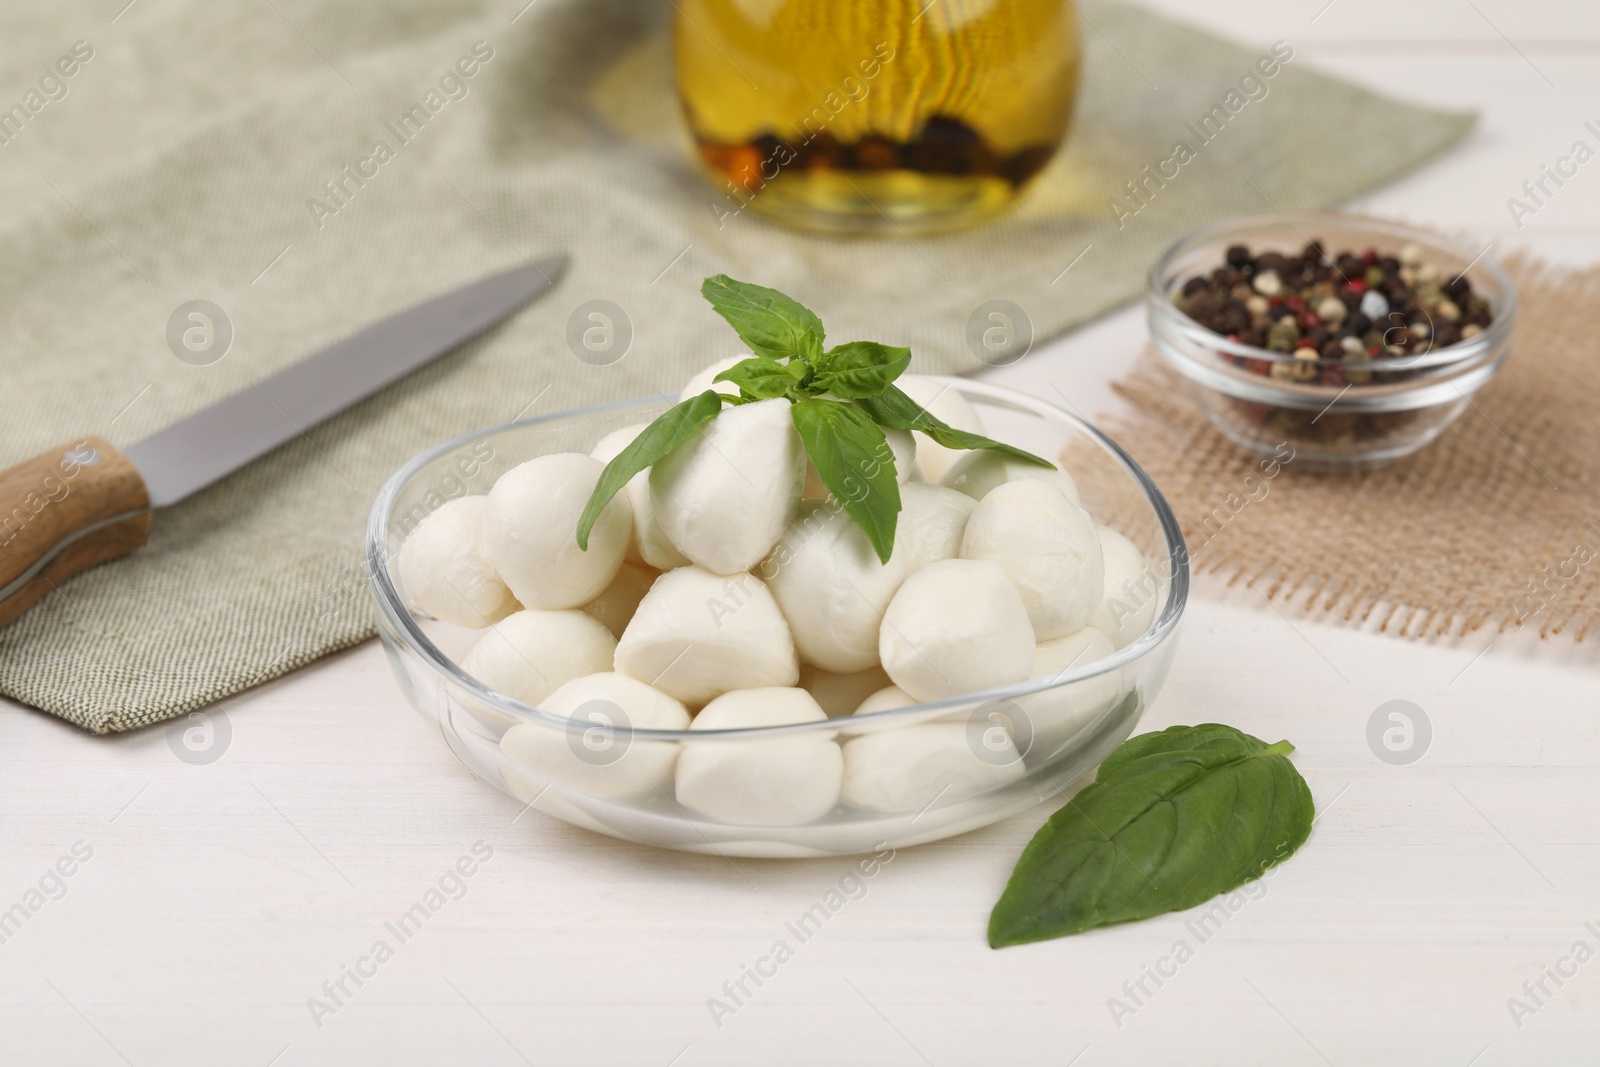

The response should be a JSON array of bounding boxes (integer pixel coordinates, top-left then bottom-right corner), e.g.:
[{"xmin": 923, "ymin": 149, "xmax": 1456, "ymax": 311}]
[{"xmin": 0, "ymin": 0, "xmax": 1472, "ymax": 732}]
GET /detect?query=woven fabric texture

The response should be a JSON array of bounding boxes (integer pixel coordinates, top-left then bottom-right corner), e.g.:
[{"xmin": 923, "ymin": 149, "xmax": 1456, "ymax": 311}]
[{"xmin": 0, "ymin": 0, "xmax": 1472, "ymax": 732}]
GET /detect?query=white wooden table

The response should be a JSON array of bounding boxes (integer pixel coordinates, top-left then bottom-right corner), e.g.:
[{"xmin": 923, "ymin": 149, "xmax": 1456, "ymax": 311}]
[{"xmin": 5, "ymin": 3, "xmax": 1599, "ymax": 1064}]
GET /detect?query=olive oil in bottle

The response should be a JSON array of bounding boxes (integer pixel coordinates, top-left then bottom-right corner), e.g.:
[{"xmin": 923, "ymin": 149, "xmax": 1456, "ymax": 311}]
[{"xmin": 674, "ymin": 0, "xmax": 1080, "ymax": 233}]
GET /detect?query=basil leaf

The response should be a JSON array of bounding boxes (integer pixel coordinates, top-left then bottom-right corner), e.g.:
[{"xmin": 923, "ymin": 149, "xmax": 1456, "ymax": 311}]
[
  {"xmin": 575, "ymin": 390, "xmax": 724, "ymax": 549},
  {"xmin": 858, "ymin": 385, "xmax": 1055, "ymax": 469},
  {"xmin": 810, "ymin": 341, "xmax": 912, "ymax": 399},
  {"xmin": 790, "ymin": 397, "xmax": 901, "ymax": 563},
  {"xmin": 701, "ymin": 275, "xmax": 825, "ymax": 365},
  {"xmin": 988, "ymin": 724, "xmax": 1314, "ymax": 948},
  {"xmin": 713, "ymin": 356, "xmax": 804, "ymax": 400}
]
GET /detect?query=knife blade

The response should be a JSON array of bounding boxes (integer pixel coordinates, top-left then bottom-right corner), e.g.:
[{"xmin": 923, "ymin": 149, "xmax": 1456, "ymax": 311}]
[{"xmin": 0, "ymin": 255, "xmax": 567, "ymax": 629}]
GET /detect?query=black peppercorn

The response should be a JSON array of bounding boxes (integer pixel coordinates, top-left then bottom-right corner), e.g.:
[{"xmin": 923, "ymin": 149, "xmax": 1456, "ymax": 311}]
[{"xmin": 1256, "ymin": 252, "xmax": 1290, "ymax": 276}]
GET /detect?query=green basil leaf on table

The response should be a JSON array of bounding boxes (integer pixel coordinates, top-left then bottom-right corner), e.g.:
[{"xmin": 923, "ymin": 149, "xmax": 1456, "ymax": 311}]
[
  {"xmin": 988, "ymin": 723, "xmax": 1314, "ymax": 948},
  {"xmin": 575, "ymin": 390, "xmax": 724, "ymax": 549},
  {"xmin": 713, "ymin": 356, "xmax": 805, "ymax": 400},
  {"xmin": 809, "ymin": 341, "xmax": 912, "ymax": 399},
  {"xmin": 857, "ymin": 385, "xmax": 1056, "ymax": 469},
  {"xmin": 700, "ymin": 274, "xmax": 826, "ymax": 365},
  {"xmin": 790, "ymin": 397, "xmax": 902, "ymax": 564}
]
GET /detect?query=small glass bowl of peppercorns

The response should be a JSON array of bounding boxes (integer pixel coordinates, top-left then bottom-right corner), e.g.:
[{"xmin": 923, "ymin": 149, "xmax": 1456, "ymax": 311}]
[{"xmin": 1147, "ymin": 212, "xmax": 1515, "ymax": 470}]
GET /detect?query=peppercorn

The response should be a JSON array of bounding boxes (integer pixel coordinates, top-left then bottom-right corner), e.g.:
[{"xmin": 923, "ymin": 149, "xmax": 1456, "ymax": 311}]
[
  {"xmin": 1266, "ymin": 317, "xmax": 1301, "ymax": 351},
  {"xmin": 1346, "ymin": 347, "xmax": 1373, "ymax": 384},
  {"xmin": 1217, "ymin": 299, "xmax": 1251, "ymax": 335},
  {"xmin": 1256, "ymin": 252, "xmax": 1291, "ymax": 276}
]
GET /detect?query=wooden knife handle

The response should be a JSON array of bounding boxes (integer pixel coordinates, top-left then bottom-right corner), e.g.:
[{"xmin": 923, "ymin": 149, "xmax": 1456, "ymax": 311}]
[{"xmin": 0, "ymin": 437, "xmax": 152, "ymax": 630}]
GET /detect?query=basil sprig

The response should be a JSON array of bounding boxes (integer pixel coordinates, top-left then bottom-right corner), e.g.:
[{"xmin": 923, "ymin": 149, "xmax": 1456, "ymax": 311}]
[
  {"xmin": 575, "ymin": 275, "xmax": 1055, "ymax": 562},
  {"xmin": 988, "ymin": 724, "xmax": 1315, "ymax": 948}
]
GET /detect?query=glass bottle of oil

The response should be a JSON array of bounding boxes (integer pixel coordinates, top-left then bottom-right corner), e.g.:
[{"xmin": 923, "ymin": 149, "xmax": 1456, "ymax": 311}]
[{"xmin": 674, "ymin": 0, "xmax": 1080, "ymax": 234}]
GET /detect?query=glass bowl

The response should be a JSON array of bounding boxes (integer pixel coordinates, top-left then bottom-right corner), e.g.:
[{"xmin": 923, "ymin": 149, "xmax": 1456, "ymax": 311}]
[
  {"xmin": 1148, "ymin": 212, "xmax": 1516, "ymax": 471},
  {"xmin": 366, "ymin": 379, "xmax": 1188, "ymax": 857}
]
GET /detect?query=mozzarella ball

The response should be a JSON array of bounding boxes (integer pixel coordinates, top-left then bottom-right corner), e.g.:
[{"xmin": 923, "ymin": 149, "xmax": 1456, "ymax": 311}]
[
  {"xmin": 679, "ymin": 355, "xmax": 747, "ymax": 401},
  {"xmin": 460, "ymin": 610, "xmax": 616, "ymax": 727},
  {"xmin": 960, "ymin": 480, "xmax": 1104, "ymax": 640},
  {"xmin": 627, "ymin": 479, "xmax": 693, "ymax": 570},
  {"xmin": 486, "ymin": 453, "xmax": 630, "ymax": 609},
  {"xmin": 1020, "ymin": 626, "xmax": 1123, "ymax": 764},
  {"xmin": 836, "ymin": 683, "xmax": 926, "ymax": 739},
  {"xmin": 896, "ymin": 483, "xmax": 976, "ymax": 574},
  {"xmin": 674, "ymin": 688, "xmax": 842, "ymax": 826},
  {"xmin": 589, "ymin": 423, "xmax": 691, "ymax": 570},
  {"xmin": 764, "ymin": 501, "xmax": 909, "ymax": 673},
  {"xmin": 798, "ymin": 663, "xmax": 892, "ymax": 718},
  {"xmin": 802, "ymin": 425, "xmax": 917, "ymax": 499},
  {"xmin": 896, "ymin": 375, "xmax": 984, "ymax": 483},
  {"xmin": 1090, "ymin": 526, "xmax": 1160, "ymax": 649},
  {"xmin": 499, "ymin": 672, "xmax": 689, "ymax": 799},
  {"xmin": 940, "ymin": 450, "xmax": 1081, "ymax": 505},
  {"xmin": 879, "ymin": 559, "xmax": 1035, "ymax": 701},
  {"xmin": 855, "ymin": 684, "xmax": 915, "ymax": 716},
  {"xmin": 580, "ymin": 562, "xmax": 658, "ymax": 638},
  {"xmin": 398, "ymin": 496, "xmax": 518, "ymax": 628},
  {"xmin": 589, "ymin": 424, "xmax": 642, "ymax": 465},
  {"xmin": 614, "ymin": 566, "xmax": 798, "ymax": 706},
  {"xmin": 842, "ymin": 723, "xmax": 1023, "ymax": 813},
  {"xmin": 650, "ymin": 398, "xmax": 805, "ymax": 575}
]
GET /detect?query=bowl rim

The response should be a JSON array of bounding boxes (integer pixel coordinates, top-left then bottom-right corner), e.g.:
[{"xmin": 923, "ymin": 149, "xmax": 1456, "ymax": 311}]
[
  {"xmin": 1147, "ymin": 210, "xmax": 1517, "ymax": 382},
  {"xmin": 365, "ymin": 377, "xmax": 1190, "ymax": 742}
]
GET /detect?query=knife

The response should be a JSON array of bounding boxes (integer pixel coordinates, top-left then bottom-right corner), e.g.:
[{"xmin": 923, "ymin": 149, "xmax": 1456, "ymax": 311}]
[{"xmin": 0, "ymin": 255, "xmax": 567, "ymax": 630}]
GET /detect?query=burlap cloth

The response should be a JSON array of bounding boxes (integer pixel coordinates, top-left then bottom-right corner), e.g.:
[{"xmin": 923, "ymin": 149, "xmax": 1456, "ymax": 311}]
[
  {"xmin": 1108, "ymin": 258, "xmax": 1600, "ymax": 641},
  {"xmin": 0, "ymin": 0, "xmax": 1472, "ymax": 732}
]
